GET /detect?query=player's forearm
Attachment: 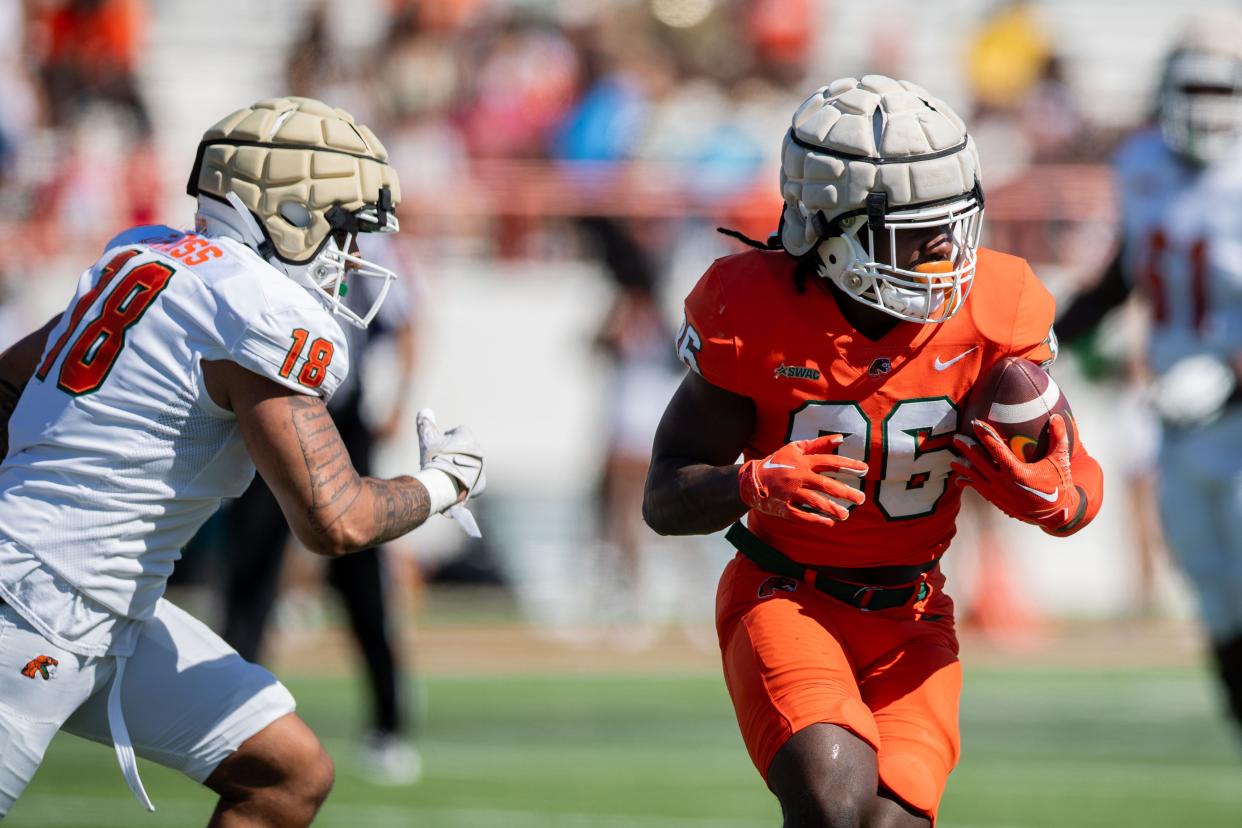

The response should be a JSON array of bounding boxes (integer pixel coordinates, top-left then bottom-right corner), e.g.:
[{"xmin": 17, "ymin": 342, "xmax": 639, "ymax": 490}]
[
  {"xmin": 352, "ymin": 476, "xmax": 433, "ymax": 549},
  {"xmin": 642, "ymin": 458, "xmax": 747, "ymax": 536},
  {"xmin": 283, "ymin": 396, "xmax": 431, "ymax": 554}
]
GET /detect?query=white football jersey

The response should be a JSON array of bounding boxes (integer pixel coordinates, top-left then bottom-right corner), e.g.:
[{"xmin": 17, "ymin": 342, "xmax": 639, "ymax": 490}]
[
  {"xmin": 1115, "ymin": 127, "xmax": 1242, "ymax": 374},
  {"xmin": 0, "ymin": 225, "xmax": 350, "ymax": 622}
]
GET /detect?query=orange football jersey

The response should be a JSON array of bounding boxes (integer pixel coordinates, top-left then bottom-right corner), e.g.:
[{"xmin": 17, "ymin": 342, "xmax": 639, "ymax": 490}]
[{"xmin": 677, "ymin": 247, "xmax": 1057, "ymax": 568}]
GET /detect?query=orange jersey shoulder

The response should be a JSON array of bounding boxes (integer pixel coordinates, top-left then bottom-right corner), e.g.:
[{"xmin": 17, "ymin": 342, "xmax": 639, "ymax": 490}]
[
  {"xmin": 963, "ymin": 247, "xmax": 1058, "ymax": 366},
  {"xmin": 677, "ymin": 249, "xmax": 803, "ymax": 394}
]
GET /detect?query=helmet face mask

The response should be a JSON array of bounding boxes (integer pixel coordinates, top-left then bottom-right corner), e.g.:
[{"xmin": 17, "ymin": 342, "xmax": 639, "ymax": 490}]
[
  {"xmin": 1158, "ymin": 14, "xmax": 1242, "ymax": 166},
  {"xmin": 188, "ymin": 97, "xmax": 402, "ymax": 329},
  {"xmin": 1160, "ymin": 65, "xmax": 1242, "ymax": 165},
  {"xmin": 778, "ymin": 76, "xmax": 983, "ymax": 324},
  {"xmin": 305, "ymin": 222, "xmax": 399, "ymax": 329},
  {"xmin": 817, "ymin": 189, "xmax": 983, "ymax": 323}
]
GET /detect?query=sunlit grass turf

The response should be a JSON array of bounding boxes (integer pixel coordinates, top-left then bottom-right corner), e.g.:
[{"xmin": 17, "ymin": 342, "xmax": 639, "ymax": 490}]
[{"xmin": 8, "ymin": 667, "xmax": 1242, "ymax": 827}]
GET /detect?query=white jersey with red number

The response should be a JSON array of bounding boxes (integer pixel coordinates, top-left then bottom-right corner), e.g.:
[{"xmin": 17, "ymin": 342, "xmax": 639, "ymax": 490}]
[
  {"xmin": 1115, "ymin": 127, "xmax": 1242, "ymax": 374},
  {"xmin": 0, "ymin": 225, "xmax": 349, "ymax": 627}
]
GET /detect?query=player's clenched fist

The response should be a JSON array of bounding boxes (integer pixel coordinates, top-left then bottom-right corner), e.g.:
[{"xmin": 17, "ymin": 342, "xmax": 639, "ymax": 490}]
[
  {"xmin": 738, "ymin": 434, "xmax": 868, "ymax": 527},
  {"xmin": 951, "ymin": 413, "xmax": 1082, "ymax": 534}
]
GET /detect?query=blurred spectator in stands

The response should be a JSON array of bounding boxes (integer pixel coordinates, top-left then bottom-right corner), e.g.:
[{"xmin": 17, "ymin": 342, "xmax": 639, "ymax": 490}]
[
  {"xmin": 284, "ymin": 1, "xmax": 334, "ymax": 100},
  {"xmin": 26, "ymin": 0, "xmax": 157, "ymax": 227},
  {"xmin": 745, "ymin": 0, "xmax": 813, "ymax": 87},
  {"xmin": 28, "ymin": 0, "xmax": 151, "ymax": 138},
  {"xmin": 1019, "ymin": 54, "xmax": 1092, "ymax": 163},
  {"xmin": 967, "ymin": 0, "xmax": 1050, "ymax": 118},
  {"xmin": 965, "ymin": 0, "xmax": 1051, "ymax": 183},
  {"xmin": 0, "ymin": 4, "xmax": 36, "ymax": 188},
  {"xmin": 459, "ymin": 16, "xmax": 578, "ymax": 159},
  {"xmin": 376, "ymin": 2, "xmax": 476, "ymax": 246}
]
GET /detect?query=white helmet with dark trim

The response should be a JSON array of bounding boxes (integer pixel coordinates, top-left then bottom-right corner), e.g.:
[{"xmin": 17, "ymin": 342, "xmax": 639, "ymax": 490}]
[
  {"xmin": 188, "ymin": 96, "xmax": 402, "ymax": 328},
  {"xmin": 778, "ymin": 75, "xmax": 983, "ymax": 324},
  {"xmin": 1159, "ymin": 11, "xmax": 1242, "ymax": 166}
]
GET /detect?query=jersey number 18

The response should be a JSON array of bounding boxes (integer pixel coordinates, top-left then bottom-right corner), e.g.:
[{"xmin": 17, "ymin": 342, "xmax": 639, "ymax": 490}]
[{"xmin": 36, "ymin": 249, "xmax": 175, "ymax": 396}]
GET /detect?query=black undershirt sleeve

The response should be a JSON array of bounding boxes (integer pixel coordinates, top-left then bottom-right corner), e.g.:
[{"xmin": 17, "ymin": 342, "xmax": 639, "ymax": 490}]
[{"xmin": 1055, "ymin": 247, "xmax": 1133, "ymax": 347}]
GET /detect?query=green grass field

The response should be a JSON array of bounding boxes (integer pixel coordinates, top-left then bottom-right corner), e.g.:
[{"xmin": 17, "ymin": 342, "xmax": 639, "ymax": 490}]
[{"xmin": 6, "ymin": 665, "xmax": 1242, "ymax": 828}]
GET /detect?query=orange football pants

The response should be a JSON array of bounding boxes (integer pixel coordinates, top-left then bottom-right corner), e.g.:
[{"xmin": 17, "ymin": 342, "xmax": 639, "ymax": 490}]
[{"xmin": 716, "ymin": 553, "xmax": 962, "ymax": 823}]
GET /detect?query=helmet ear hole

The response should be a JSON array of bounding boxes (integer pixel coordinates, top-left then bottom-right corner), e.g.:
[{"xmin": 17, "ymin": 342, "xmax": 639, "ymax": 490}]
[
  {"xmin": 278, "ymin": 202, "xmax": 313, "ymax": 228},
  {"xmin": 817, "ymin": 238, "xmax": 852, "ymax": 283}
]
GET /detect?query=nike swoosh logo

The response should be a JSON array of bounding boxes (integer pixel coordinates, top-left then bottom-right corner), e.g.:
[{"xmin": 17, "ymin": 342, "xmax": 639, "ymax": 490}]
[
  {"xmin": 763, "ymin": 461, "xmax": 795, "ymax": 470},
  {"xmin": 1016, "ymin": 482, "xmax": 1059, "ymax": 502},
  {"xmin": 934, "ymin": 347, "xmax": 978, "ymax": 371}
]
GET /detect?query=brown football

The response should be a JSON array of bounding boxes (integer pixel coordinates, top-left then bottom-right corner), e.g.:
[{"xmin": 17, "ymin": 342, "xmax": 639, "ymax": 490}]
[{"xmin": 961, "ymin": 357, "xmax": 1074, "ymax": 462}]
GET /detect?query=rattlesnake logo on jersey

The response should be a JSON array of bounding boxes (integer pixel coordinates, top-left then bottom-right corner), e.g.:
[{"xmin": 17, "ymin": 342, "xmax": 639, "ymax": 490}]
[
  {"xmin": 758, "ymin": 576, "xmax": 799, "ymax": 599},
  {"xmin": 21, "ymin": 655, "xmax": 58, "ymax": 680}
]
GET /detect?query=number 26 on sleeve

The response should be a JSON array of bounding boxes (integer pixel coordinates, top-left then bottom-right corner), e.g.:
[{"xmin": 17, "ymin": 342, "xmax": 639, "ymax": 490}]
[{"xmin": 279, "ymin": 328, "xmax": 334, "ymax": 389}]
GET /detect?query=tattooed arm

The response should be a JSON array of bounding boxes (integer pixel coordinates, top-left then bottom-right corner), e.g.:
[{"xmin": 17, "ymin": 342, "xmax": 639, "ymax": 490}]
[
  {"xmin": 0, "ymin": 316, "xmax": 62, "ymax": 459},
  {"xmin": 202, "ymin": 359, "xmax": 447, "ymax": 556}
]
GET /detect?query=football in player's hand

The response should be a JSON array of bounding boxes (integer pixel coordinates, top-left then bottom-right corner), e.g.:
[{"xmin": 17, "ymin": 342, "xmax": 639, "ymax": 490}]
[{"xmin": 961, "ymin": 357, "xmax": 1074, "ymax": 462}]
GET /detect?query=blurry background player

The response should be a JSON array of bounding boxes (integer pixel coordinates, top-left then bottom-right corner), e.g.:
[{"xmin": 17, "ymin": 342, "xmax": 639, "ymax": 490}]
[
  {"xmin": 1057, "ymin": 10, "xmax": 1242, "ymax": 737},
  {"xmin": 644, "ymin": 76, "xmax": 1103, "ymax": 827},
  {"xmin": 217, "ymin": 243, "xmax": 422, "ymax": 784}
]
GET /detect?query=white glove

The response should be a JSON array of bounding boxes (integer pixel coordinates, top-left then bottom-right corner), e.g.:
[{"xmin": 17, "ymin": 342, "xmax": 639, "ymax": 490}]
[
  {"xmin": 1150, "ymin": 354, "xmax": 1238, "ymax": 427},
  {"xmin": 413, "ymin": 409, "xmax": 485, "ymax": 538}
]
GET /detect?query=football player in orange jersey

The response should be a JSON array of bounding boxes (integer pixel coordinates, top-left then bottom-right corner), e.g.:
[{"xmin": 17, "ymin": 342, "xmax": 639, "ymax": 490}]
[{"xmin": 643, "ymin": 76, "xmax": 1104, "ymax": 827}]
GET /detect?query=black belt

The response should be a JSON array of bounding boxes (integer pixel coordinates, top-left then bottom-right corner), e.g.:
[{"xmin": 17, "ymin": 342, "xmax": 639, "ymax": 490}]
[{"xmin": 725, "ymin": 522, "xmax": 937, "ymax": 612}]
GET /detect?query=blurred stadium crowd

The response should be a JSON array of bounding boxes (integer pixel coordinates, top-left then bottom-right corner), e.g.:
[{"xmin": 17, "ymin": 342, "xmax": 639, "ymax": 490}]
[
  {"xmin": 0, "ymin": 0, "xmax": 1231, "ymax": 637},
  {"xmin": 0, "ymin": 0, "xmax": 1121, "ymax": 319}
]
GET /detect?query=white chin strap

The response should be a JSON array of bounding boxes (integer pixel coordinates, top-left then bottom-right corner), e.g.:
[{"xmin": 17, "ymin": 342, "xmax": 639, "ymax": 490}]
[{"xmin": 198, "ymin": 193, "xmax": 398, "ymax": 329}]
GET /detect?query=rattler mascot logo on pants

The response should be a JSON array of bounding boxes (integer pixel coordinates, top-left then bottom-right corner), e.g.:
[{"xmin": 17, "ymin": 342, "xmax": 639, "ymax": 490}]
[{"xmin": 21, "ymin": 655, "xmax": 58, "ymax": 680}]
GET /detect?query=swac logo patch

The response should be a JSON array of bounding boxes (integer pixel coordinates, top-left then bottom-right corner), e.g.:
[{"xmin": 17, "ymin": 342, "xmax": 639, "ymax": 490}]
[
  {"xmin": 21, "ymin": 655, "xmax": 59, "ymax": 681},
  {"xmin": 774, "ymin": 363, "xmax": 821, "ymax": 381},
  {"xmin": 758, "ymin": 576, "xmax": 799, "ymax": 599},
  {"xmin": 868, "ymin": 358, "xmax": 892, "ymax": 376}
]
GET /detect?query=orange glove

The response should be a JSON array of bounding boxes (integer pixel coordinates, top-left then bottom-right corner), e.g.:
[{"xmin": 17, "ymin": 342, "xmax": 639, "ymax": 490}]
[
  {"xmin": 950, "ymin": 413, "xmax": 1083, "ymax": 533},
  {"xmin": 738, "ymin": 434, "xmax": 869, "ymax": 528}
]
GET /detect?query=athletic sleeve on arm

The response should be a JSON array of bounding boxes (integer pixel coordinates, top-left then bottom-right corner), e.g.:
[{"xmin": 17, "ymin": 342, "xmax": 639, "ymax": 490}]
[
  {"xmin": 1009, "ymin": 260, "xmax": 1060, "ymax": 368},
  {"xmin": 225, "ymin": 303, "xmax": 350, "ymax": 401},
  {"xmin": 677, "ymin": 263, "xmax": 743, "ymax": 393}
]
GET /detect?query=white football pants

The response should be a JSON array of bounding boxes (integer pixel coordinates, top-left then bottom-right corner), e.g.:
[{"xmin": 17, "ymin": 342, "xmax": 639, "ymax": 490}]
[
  {"xmin": 0, "ymin": 597, "xmax": 295, "ymax": 819},
  {"xmin": 1157, "ymin": 406, "xmax": 1242, "ymax": 643}
]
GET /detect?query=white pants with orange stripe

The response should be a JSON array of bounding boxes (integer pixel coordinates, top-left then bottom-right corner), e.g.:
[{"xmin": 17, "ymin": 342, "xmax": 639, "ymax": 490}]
[{"xmin": 0, "ymin": 597, "xmax": 295, "ymax": 819}]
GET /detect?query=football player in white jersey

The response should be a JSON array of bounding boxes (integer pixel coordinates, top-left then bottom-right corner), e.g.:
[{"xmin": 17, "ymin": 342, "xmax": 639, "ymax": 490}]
[
  {"xmin": 0, "ymin": 97, "xmax": 485, "ymax": 825},
  {"xmin": 1058, "ymin": 12, "xmax": 1242, "ymax": 738}
]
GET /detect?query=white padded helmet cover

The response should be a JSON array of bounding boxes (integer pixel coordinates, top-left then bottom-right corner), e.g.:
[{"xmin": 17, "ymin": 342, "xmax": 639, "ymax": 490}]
[{"xmin": 779, "ymin": 76, "xmax": 981, "ymax": 257}]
